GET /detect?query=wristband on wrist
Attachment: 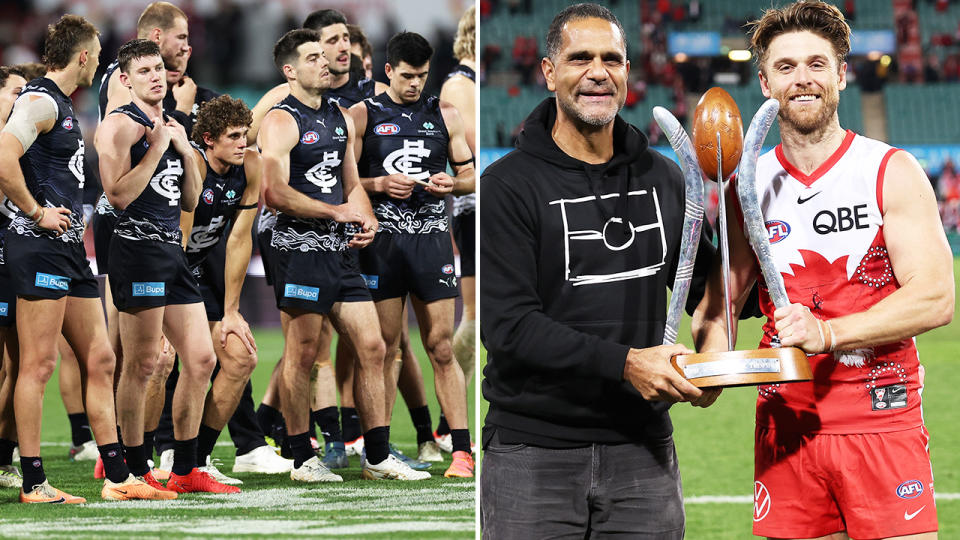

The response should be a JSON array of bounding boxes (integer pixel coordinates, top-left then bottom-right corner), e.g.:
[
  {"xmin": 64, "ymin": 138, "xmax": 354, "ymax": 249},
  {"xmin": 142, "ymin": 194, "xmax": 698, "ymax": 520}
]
[
  {"xmin": 33, "ymin": 206, "xmax": 44, "ymax": 224},
  {"xmin": 825, "ymin": 320, "xmax": 837, "ymax": 352},
  {"xmin": 24, "ymin": 204, "xmax": 39, "ymax": 219}
]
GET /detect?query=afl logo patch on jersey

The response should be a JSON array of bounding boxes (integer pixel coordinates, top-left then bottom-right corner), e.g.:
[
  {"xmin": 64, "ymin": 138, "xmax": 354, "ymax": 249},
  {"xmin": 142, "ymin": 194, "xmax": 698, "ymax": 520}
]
[
  {"xmin": 61, "ymin": 116, "xmax": 73, "ymax": 130},
  {"xmin": 202, "ymin": 188, "xmax": 215, "ymax": 205},
  {"xmin": 301, "ymin": 131, "xmax": 320, "ymax": 144},
  {"xmin": 442, "ymin": 264, "xmax": 455, "ymax": 275},
  {"xmin": 374, "ymin": 123, "xmax": 400, "ymax": 135},
  {"xmin": 765, "ymin": 220, "xmax": 791, "ymax": 244}
]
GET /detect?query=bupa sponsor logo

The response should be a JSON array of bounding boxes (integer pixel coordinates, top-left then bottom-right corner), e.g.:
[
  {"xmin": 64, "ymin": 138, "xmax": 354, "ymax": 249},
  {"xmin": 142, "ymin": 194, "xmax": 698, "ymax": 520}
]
[
  {"xmin": 896, "ymin": 480, "xmax": 924, "ymax": 499},
  {"xmin": 301, "ymin": 131, "xmax": 320, "ymax": 144},
  {"xmin": 374, "ymin": 123, "xmax": 400, "ymax": 135},
  {"xmin": 360, "ymin": 274, "xmax": 379, "ymax": 290},
  {"xmin": 441, "ymin": 264, "xmax": 454, "ymax": 275},
  {"xmin": 202, "ymin": 188, "xmax": 215, "ymax": 205},
  {"xmin": 61, "ymin": 116, "xmax": 73, "ymax": 130},
  {"xmin": 284, "ymin": 283, "xmax": 320, "ymax": 301},
  {"xmin": 0, "ymin": 302, "xmax": 7, "ymax": 316},
  {"xmin": 35, "ymin": 272, "xmax": 70, "ymax": 291},
  {"xmin": 753, "ymin": 481, "xmax": 771, "ymax": 522},
  {"xmin": 132, "ymin": 282, "xmax": 165, "ymax": 297},
  {"xmin": 765, "ymin": 220, "xmax": 791, "ymax": 244}
]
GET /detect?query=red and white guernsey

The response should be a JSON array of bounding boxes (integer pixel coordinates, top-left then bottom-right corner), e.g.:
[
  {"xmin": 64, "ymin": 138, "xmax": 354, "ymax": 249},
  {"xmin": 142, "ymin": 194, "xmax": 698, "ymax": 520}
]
[{"xmin": 751, "ymin": 130, "xmax": 923, "ymax": 434}]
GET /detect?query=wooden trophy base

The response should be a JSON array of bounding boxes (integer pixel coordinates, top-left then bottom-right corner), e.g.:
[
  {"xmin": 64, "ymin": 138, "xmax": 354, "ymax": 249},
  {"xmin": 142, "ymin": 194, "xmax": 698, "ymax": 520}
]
[{"xmin": 671, "ymin": 348, "xmax": 812, "ymax": 388}]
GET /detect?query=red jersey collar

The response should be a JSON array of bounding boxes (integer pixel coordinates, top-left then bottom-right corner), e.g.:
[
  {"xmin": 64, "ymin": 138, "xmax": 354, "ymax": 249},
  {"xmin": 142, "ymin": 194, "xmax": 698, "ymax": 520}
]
[{"xmin": 775, "ymin": 129, "xmax": 855, "ymax": 187}]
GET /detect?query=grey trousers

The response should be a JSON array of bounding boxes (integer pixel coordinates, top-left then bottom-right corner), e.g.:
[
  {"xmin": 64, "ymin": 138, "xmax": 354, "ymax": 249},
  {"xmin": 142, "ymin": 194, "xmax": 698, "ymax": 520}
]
[{"xmin": 480, "ymin": 431, "xmax": 685, "ymax": 539}]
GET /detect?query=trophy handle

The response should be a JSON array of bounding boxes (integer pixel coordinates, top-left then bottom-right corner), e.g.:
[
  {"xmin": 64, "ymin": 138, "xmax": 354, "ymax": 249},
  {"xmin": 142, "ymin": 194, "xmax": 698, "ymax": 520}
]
[
  {"xmin": 653, "ymin": 107, "xmax": 704, "ymax": 345},
  {"xmin": 734, "ymin": 99, "xmax": 790, "ymax": 309}
]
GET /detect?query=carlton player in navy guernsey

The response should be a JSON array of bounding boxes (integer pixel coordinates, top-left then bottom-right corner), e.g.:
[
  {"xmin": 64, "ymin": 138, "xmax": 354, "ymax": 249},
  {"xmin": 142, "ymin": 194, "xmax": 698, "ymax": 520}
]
[
  {"xmin": 248, "ymin": 9, "xmax": 387, "ymax": 145},
  {"xmin": 261, "ymin": 29, "xmax": 432, "ymax": 482},
  {"xmin": 95, "ymin": 39, "xmax": 236, "ymax": 496},
  {"xmin": 0, "ymin": 17, "xmax": 172, "ymax": 504},
  {"xmin": 348, "ymin": 31, "xmax": 476, "ymax": 478}
]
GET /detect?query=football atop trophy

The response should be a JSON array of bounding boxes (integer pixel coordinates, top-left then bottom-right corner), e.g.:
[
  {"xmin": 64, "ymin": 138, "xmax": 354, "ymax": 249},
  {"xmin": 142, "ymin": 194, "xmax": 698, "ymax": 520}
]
[{"xmin": 691, "ymin": 87, "xmax": 744, "ymax": 181}]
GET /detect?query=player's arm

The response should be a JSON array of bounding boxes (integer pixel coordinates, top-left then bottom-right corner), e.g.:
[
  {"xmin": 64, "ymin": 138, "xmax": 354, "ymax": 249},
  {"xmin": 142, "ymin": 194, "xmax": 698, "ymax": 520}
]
[
  {"xmin": 178, "ymin": 148, "xmax": 206, "ymax": 249},
  {"xmin": 260, "ymin": 109, "xmax": 354, "ymax": 222},
  {"xmin": 692, "ymin": 183, "xmax": 760, "ymax": 353},
  {"xmin": 340, "ymin": 111, "xmax": 377, "ymax": 249},
  {"xmin": 217, "ymin": 148, "xmax": 261, "ymax": 355},
  {"xmin": 775, "ymin": 151, "xmax": 954, "ymax": 352},
  {"xmin": 248, "ymin": 83, "xmax": 289, "ymax": 148},
  {"xmin": 96, "ymin": 114, "xmax": 168, "ymax": 209},
  {"xmin": 347, "ymin": 100, "xmax": 414, "ymax": 199},
  {"xmin": 440, "ymin": 76, "xmax": 475, "ymax": 153},
  {"xmin": 168, "ymin": 121, "xmax": 202, "ymax": 212},
  {"xmin": 103, "ymin": 70, "xmax": 132, "ymax": 118},
  {"xmin": 0, "ymin": 95, "xmax": 70, "ymax": 233},
  {"xmin": 435, "ymin": 102, "xmax": 475, "ymax": 196}
]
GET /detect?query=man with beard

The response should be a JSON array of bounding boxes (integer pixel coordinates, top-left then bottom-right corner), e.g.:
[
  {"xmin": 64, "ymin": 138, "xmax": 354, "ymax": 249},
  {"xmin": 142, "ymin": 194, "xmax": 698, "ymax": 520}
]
[
  {"xmin": 349, "ymin": 31, "xmax": 475, "ymax": 479},
  {"xmin": 692, "ymin": 2, "xmax": 952, "ymax": 539},
  {"xmin": 480, "ymin": 4, "xmax": 719, "ymax": 537}
]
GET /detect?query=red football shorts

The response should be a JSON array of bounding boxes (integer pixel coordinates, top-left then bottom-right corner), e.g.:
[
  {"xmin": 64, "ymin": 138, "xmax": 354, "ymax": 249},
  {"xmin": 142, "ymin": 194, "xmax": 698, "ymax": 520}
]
[{"xmin": 753, "ymin": 425, "xmax": 937, "ymax": 539}]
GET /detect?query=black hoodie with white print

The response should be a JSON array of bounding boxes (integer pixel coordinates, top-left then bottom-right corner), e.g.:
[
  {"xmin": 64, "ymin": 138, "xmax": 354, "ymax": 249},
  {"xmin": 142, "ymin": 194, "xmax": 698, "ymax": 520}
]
[{"xmin": 480, "ymin": 98, "xmax": 716, "ymax": 446}]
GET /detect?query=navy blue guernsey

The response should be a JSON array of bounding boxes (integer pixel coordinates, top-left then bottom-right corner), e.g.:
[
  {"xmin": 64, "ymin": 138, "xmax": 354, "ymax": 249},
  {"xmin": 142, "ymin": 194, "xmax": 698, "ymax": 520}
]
[
  {"xmin": 185, "ymin": 145, "xmax": 247, "ymax": 266},
  {"xmin": 269, "ymin": 95, "xmax": 349, "ymax": 252},
  {"xmin": 10, "ymin": 77, "xmax": 87, "ymax": 244},
  {"xmin": 97, "ymin": 60, "xmax": 119, "ymax": 121},
  {"xmin": 110, "ymin": 103, "xmax": 186, "ymax": 244},
  {"xmin": 325, "ymin": 73, "xmax": 376, "ymax": 109},
  {"xmin": 359, "ymin": 93, "xmax": 450, "ymax": 234}
]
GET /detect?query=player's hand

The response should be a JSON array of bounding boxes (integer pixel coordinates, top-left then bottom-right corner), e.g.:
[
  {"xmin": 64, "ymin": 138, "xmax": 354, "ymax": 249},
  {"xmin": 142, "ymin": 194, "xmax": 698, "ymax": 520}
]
[
  {"xmin": 623, "ymin": 344, "xmax": 702, "ymax": 403},
  {"xmin": 426, "ymin": 172, "xmax": 454, "ymax": 196},
  {"xmin": 220, "ymin": 311, "xmax": 257, "ymax": 355},
  {"xmin": 146, "ymin": 117, "xmax": 172, "ymax": 150},
  {"xmin": 347, "ymin": 210, "xmax": 378, "ymax": 248},
  {"xmin": 331, "ymin": 203, "xmax": 363, "ymax": 225},
  {"xmin": 173, "ymin": 75, "xmax": 197, "ymax": 115},
  {"xmin": 36, "ymin": 206, "xmax": 71, "ymax": 235},
  {"xmin": 690, "ymin": 387, "xmax": 722, "ymax": 408},
  {"xmin": 379, "ymin": 173, "xmax": 415, "ymax": 199},
  {"xmin": 774, "ymin": 303, "xmax": 823, "ymax": 353},
  {"xmin": 166, "ymin": 120, "xmax": 192, "ymax": 154}
]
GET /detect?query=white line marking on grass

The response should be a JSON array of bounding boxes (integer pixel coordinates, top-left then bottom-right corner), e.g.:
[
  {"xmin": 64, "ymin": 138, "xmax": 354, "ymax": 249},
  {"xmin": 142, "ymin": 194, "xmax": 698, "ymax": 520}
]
[
  {"xmin": 96, "ymin": 484, "xmax": 475, "ymax": 512},
  {"xmin": 0, "ymin": 517, "xmax": 474, "ymax": 538}
]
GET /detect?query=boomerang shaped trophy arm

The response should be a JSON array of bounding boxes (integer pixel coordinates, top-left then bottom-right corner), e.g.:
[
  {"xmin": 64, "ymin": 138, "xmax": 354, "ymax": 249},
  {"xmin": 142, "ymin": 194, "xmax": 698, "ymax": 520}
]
[{"xmin": 653, "ymin": 106, "xmax": 705, "ymax": 345}]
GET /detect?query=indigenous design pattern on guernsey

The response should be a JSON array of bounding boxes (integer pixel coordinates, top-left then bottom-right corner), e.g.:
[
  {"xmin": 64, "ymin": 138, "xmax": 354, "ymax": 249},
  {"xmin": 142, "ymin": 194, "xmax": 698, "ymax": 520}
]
[
  {"xmin": 257, "ymin": 207, "xmax": 277, "ymax": 235},
  {"xmin": 95, "ymin": 193, "xmax": 118, "ymax": 217},
  {"xmin": 10, "ymin": 208, "xmax": 85, "ymax": 244},
  {"xmin": 270, "ymin": 218, "xmax": 347, "ymax": 253},
  {"xmin": 375, "ymin": 199, "xmax": 447, "ymax": 234},
  {"xmin": 114, "ymin": 216, "xmax": 183, "ymax": 244}
]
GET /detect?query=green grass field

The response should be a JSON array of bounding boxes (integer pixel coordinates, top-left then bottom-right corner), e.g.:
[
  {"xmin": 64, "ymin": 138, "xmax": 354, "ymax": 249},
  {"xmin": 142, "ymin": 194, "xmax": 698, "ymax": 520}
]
[
  {"xmin": 480, "ymin": 257, "xmax": 960, "ymax": 538},
  {"xmin": 0, "ymin": 330, "xmax": 476, "ymax": 539}
]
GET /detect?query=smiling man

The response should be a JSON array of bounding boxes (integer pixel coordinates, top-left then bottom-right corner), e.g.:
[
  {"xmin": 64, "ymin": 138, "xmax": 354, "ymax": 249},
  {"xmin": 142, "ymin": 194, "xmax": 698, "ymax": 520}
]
[
  {"xmin": 479, "ymin": 3, "xmax": 720, "ymax": 538},
  {"xmin": 692, "ymin": 2, "xmax": 953, "ymax": 539}
]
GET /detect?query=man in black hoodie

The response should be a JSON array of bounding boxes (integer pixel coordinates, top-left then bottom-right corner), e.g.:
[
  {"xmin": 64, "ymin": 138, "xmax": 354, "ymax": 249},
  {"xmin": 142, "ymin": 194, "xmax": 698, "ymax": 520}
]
[{"xmin": 479, "ymin": 4, "xmax": 720, "ymax": 538}]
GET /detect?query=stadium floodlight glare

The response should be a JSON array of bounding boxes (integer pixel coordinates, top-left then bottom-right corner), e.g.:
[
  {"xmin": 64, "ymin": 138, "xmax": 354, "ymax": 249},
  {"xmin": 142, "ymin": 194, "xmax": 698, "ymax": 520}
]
[
  {"xmin": 674, "ymin": 52, "xmax": 688, "ymax": 62},
  {"xmin": 880, "ymin": 54, "xmax": 892, "ymax": 66},
  {"xmin": 728, "ymin": 50, "xmax": 751, "ymax": 62},
  {"xmin": 867, "ymin": 51, "xmax": 882, "ymax": 61}
]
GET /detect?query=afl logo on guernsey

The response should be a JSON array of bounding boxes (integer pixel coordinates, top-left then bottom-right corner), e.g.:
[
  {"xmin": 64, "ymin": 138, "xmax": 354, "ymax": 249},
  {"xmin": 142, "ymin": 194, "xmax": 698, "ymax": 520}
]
[
  {"xmin": 765, "ymin": 220, "xmax": 791, "ymax": 244},
  {"xmin": 374, "ymin": 123, "xmax": 400, "ymax": 135},
  {"xmin": 442, "ymin": 264, "xmax": 454, "ymax": 275},
  {"xmin": 301, "ymin": 131, "xmax": 319, "ymax": 144},
  {"xmin": 62, "ymin": 116, "xmax": 73, "ymax": 130},
  {"xmin": 896, "ymin": 480, "xmax": 924, "ymax": 499},
  {"xmin": 202, "ymin": 188, "xmax": 215, "ymax": 204}
]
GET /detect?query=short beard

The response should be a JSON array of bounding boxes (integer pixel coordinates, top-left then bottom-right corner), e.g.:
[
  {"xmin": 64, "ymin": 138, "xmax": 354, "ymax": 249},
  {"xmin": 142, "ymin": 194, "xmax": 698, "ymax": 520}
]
[
  {"xmin": 557, "ymin": 93, "xmax": 620, "ymax": 127},
  {"xmin": 328, "ymin": 63, "xmax": 349, "ymax": 77},
  {"xmin": 778, "ymin": 93, "xmax": 838, "ymax": 135}
]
